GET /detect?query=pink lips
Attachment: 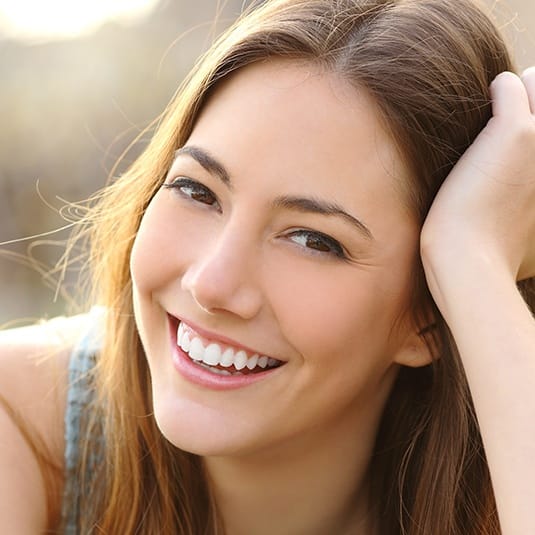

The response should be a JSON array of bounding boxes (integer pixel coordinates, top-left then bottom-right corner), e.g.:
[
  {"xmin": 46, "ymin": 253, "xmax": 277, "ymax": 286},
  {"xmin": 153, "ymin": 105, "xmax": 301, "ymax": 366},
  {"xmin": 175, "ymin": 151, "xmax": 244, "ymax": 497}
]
[{"xmin": 168, "ymin": 316, "xmax": 284, "ymax": 391}]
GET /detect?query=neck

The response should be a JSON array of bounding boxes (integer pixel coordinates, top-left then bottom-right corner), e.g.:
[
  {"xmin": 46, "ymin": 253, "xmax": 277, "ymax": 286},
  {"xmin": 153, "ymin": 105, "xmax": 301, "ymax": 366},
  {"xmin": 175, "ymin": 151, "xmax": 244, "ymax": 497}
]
[{"xmin": 203, "ymin": 372, "xmax": 396, "ymax": 535}]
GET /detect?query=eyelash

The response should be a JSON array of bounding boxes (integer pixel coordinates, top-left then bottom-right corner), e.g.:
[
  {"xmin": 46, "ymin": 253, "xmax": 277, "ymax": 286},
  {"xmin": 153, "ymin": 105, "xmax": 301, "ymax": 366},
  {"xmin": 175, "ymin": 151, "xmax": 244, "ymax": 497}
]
[
  {"xmin": 163, "ymin": 177, "xmax": 347, "ymax": 260},
  {"xmin": 286, "ymin": 229, "xmax": 347, "ymax": 259},
  {"xmin": 163, "ymin": 177, "xmax": 221, "ymax": 211}
]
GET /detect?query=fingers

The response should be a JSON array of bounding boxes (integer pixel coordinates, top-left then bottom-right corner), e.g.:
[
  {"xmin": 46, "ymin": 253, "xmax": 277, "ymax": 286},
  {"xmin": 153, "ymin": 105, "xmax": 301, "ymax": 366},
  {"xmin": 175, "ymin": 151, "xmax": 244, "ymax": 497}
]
[
  {"xmin": 521, "ymin": 67, "xmax": 535, "ymax": 114},
  {"xmin": 490, "ymin": 71, "xmax": 531, "ymax": 119}
]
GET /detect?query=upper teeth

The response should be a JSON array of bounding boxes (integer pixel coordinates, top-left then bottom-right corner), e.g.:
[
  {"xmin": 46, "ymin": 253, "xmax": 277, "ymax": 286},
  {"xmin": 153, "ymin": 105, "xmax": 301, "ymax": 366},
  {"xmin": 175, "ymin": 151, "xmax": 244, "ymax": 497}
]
[{"xmin": 177, "ymin": 322, "xmax": 279, "ymax": 371}]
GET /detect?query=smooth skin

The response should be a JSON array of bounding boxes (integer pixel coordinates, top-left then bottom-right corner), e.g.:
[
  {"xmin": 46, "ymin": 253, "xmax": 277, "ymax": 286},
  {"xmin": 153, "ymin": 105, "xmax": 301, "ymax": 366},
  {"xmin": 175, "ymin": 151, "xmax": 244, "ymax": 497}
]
[
  {"xmin": 421, "ymin": 67, "xmax": 535, "ymax": 535},
  {"xmin": 131, "ymin": 61, "xmax": 430, "ymax": 534},
  {"xmin": 0, "ymin": 315, "xmax": 90, "ymax": 533},
  {"xmin": 0, "ymin": 64, "xmax": 533, "ymax": 534}
]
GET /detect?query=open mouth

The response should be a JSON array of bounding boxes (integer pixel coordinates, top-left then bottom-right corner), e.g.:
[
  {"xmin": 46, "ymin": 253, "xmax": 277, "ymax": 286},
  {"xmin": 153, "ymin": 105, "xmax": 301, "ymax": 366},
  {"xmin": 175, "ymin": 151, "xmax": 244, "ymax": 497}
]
[{"xmin": 173, "ymin": 318, "xmax": 284, "ymax": 377}]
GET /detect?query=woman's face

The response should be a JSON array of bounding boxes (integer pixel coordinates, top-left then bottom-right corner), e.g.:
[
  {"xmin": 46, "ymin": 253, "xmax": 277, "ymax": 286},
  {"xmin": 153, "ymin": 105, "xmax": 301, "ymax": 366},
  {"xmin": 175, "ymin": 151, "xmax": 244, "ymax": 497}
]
[{"xmin": 130, "ymin": 60, "xmax": 428, "ymax": 457}]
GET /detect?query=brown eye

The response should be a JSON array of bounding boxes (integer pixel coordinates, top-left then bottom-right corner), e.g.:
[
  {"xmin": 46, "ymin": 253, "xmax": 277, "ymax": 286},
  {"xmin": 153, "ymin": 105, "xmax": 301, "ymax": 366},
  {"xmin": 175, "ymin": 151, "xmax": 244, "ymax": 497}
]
[
  {"xmin": 288, "ymin": 230, "xmax": 346, "ymax": 258},
  {"xmin": 164, "ymin": 177, "xmax": 220, "ymax": 209}
]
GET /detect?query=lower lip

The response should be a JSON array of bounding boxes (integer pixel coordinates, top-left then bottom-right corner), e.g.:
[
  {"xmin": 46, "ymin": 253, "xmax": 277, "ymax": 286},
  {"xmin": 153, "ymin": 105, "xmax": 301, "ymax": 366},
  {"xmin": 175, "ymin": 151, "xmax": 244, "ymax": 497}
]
[{"xmin": 169, "ymin": 321, "xmax": 282, "ymax": 391}]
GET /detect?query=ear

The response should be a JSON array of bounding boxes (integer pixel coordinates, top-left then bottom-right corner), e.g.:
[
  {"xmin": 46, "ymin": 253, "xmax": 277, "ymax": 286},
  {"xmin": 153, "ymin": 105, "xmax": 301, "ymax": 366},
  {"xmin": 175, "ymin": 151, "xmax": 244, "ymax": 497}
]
[{"xmin": 392, "ymin": 321, "xmax": 436, "ymax": 368}]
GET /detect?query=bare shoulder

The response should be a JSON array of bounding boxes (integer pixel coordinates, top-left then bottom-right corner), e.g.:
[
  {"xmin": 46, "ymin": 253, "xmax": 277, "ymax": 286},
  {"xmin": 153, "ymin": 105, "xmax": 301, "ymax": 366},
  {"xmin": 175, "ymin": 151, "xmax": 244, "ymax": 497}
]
[
  {"xmin": 0, "ymin": 313, "xmax": 92, "ymax": 533},
  {"xmin": 0, "ymin": 314, "xmax": 92, "ymax": 450}
]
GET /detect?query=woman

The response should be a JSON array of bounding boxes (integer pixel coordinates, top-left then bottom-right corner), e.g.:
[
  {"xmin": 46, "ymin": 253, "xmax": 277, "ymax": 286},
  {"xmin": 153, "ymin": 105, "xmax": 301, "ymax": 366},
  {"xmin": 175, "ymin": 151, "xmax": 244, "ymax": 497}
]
[{"xmin": 1, "ymin": 0, "xmax": 534, "ymax": 533}]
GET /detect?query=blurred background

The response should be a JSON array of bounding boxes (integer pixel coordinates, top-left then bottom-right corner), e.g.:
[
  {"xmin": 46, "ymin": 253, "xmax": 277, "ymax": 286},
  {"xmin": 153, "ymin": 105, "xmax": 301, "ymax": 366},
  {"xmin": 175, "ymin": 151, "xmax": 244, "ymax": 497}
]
[{"xmin": 0, "ymin": 0, "xmax": 534, "ymax": 326}]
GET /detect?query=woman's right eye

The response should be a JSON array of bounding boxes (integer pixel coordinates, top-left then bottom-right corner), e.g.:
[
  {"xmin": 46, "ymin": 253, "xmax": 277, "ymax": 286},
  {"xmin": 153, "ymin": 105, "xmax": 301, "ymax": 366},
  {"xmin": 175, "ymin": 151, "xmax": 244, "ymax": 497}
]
[{"xmin": 163, "ymin": 177, "xmax": 220, "ymax": 209}]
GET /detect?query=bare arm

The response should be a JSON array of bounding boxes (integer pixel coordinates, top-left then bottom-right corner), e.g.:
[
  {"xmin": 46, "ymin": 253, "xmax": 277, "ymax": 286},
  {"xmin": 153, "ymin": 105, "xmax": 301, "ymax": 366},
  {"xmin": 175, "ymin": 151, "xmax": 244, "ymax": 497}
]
[
  {"xmin": 0, "ymin": 403, "xmax": 48, "ymax": 533},
  {"xmin": 421, "ymin": 69, "xmax": 535, "ymax": 535},
  {"xmin": 0, "ymin": 315, "xmax": 89, "ymax": 532}
]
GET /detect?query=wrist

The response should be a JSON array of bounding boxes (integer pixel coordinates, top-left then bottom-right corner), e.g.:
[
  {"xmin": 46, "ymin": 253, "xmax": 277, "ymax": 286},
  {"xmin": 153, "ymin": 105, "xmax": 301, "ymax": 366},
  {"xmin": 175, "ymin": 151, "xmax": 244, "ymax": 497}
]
[{"xmin": 420, "ymin": 240, "xmax": 517, "ymax": 316}]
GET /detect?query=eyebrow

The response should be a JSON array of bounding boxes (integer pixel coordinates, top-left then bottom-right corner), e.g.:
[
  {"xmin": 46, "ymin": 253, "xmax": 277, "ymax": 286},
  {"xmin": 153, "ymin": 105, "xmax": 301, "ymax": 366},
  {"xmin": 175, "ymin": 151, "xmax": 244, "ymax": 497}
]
[
  {"xmin": 273, "ymin": 196, "xmax": 373, "ymax": 240},
  {"xmin": 175, "ymin": 145, "xmax": 231, "ymax": 186},
  {"xmin": 174, "ymin": 144, "xmax": 374, "ymax": 240}
]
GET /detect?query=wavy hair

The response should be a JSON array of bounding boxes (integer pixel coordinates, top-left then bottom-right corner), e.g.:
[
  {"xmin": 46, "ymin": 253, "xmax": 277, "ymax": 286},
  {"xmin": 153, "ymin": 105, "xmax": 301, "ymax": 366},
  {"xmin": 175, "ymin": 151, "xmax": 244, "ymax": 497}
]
[{"xmin": 61, "ymin": 0, "xmax": 534, "ymax": 533}]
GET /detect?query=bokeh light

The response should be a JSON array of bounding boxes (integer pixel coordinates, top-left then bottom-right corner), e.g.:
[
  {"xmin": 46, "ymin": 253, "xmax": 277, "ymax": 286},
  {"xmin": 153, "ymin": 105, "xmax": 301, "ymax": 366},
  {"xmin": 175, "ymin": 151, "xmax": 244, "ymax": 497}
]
[{"xmin": 0, "ymin": 0, "xmax": 160, "ymax": 43}]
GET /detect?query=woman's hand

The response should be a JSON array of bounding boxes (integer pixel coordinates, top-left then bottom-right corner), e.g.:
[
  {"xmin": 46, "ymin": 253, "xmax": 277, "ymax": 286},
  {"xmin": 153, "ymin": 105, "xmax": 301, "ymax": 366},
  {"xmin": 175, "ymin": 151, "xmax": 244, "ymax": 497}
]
[
  {"xmin": 421, "ymin": 68, "xmax": 535, "ymax": 304},
  {"xmin": 420, "ymin": 68, "xmax": 535, "ymax": 535}
]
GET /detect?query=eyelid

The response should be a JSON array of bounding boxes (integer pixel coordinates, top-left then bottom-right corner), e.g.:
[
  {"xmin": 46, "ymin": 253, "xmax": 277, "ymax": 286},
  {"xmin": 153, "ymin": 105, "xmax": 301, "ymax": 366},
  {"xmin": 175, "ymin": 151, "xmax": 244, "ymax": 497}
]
[
  {"xmin": 163, "ymin": 175, "xmax": 193, "ymax": 190},
  {"xmin": 164, "ymin": 175, "xmax": 206, "ymax": 189},
  {"xmin": 163, "ymin": 176, "xmax": 221, "ymax": 210},
  {"xmin": 287, "ymin": 228, "xmax": 348, "ymax": 259},
  {"xmin": 165, "ymin": 174, "xmax": 194, "ymax": 185}
]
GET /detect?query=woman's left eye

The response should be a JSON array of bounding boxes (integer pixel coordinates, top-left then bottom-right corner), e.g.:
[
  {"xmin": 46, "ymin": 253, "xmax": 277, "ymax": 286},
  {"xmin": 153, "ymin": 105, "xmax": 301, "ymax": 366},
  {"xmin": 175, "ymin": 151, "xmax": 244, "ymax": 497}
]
[
  {"xmin": 163, "ymin": 177, "xmax": 220, "ymax": 209},
  {"xmin": 287, "ymin": 230, "xmax": 346, "ymax": 258}
]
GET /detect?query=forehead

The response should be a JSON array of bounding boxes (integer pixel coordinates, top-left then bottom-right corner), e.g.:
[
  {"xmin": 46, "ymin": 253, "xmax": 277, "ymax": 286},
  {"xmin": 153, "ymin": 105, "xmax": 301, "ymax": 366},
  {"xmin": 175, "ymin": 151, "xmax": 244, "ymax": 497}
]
[{"xmin": 185, "ymin": 59, "xmax": 413, "ymax": 230}]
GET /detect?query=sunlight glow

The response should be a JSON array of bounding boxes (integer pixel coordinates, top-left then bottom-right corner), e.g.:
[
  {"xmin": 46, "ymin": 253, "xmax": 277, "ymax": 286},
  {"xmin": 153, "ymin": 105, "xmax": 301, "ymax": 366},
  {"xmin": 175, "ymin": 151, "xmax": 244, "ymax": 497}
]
[{"xmin": 0, "ymin": 0, "xmax": 160, "ymax": 43}]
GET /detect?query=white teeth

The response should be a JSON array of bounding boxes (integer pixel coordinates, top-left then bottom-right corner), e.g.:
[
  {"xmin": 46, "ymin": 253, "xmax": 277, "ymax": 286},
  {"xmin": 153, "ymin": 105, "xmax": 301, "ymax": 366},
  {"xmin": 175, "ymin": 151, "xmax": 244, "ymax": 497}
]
[
  {"xmin": 204, "ymin": 343, "xmax": 221, "ymax": 366},
  {"xmin": 177, "ymin": 323, "xmax": 192, "ymax": 352},
  {"xmin": 176, "ymin": 323, "xmax": 283, "ymax": 374},
  {"xmin": 234, "ymin": 350, "xmax": 248, "ymax": 370},
  {"xmin": 220, "ymin": 348, "xmax": 235, "ymax": 367},
  {"xmin": 257, "ymin": 355, "xmax": 268, "ymax": 369},
  {"xmin": 182, "ymin": 333, "xmax": 191, "ymax": 352},
  {"xmin": 189, "ymin": 338, "xmax": 204, "ymax": 361},
  {"xmin": 246, "ymin": 354, "xmax": 259, "ymax": 370}
]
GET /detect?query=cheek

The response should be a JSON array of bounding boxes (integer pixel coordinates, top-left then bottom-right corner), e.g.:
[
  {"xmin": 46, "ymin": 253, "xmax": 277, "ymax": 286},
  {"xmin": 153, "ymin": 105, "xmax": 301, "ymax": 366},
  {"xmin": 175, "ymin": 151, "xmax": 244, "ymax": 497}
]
[
  {"xmin": 265, "ymin": 259, "xmax": 411, "ymax": 365},
  {"xmin": 130, "ymin": 194, "xmax": 183, "ymax": 294},
  {"xmin": 131, "ymin": 207, "xmax": 162, "ymax": 292},
  {"xmin": 130, "ymin": 191, "xmax": 221, "ymax": 295},
  {"xmin": 130, "ymin": 200, "xmax": 172, "ymax": 348}
]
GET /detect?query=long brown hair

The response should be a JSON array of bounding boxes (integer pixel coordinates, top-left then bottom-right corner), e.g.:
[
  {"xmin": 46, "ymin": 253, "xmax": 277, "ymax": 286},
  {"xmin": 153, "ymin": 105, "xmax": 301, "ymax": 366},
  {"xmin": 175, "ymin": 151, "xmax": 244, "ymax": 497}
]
[{"xmin": 63, "ymin": 0, "xmax": 534, "ymax": 533}]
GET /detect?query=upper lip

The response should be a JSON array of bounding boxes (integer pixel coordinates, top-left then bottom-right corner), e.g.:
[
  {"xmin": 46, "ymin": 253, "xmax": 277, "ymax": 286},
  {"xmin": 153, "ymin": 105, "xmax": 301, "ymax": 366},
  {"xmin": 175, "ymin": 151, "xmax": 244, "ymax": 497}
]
[{"xmin": 168, "ymin": 314, "xmax": 285, "ymax": 362}]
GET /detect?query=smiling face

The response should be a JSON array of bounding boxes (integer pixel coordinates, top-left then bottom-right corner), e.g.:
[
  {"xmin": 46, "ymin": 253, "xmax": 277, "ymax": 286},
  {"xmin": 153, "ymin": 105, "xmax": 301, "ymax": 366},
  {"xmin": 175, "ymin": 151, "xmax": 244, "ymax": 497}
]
[{"xmin": 130, "ymin": 59, "xmax": 429, "ymax": 458}]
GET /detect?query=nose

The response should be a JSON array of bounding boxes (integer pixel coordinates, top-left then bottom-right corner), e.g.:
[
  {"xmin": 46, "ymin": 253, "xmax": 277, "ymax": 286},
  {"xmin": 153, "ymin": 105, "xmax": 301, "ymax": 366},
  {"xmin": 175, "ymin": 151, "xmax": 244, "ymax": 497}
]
[{"xmin": 181, "ymin": 224, "xmax": 263, "ymax": 319}]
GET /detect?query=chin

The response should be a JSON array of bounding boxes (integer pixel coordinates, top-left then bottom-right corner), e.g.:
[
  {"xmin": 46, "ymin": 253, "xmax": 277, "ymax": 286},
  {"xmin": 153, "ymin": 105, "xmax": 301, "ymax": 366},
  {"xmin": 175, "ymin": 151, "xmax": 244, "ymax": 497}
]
[{"xmin": 150, "ymin": 390, "xmax": 258, "ymax": 458}]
